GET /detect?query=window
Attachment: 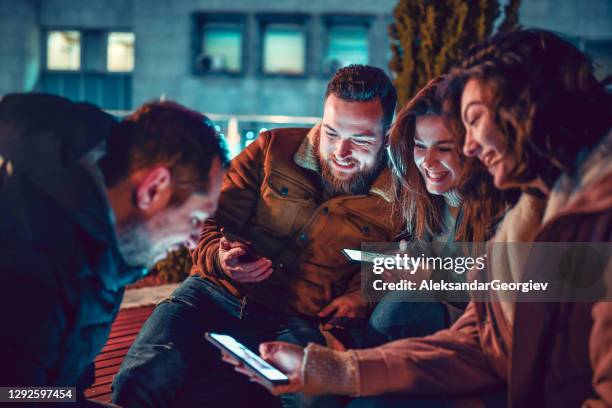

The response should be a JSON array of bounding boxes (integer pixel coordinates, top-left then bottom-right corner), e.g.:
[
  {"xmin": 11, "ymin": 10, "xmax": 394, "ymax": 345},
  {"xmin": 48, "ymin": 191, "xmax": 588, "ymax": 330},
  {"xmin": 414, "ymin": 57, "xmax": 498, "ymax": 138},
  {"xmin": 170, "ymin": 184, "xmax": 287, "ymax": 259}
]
[
  {"xmin": 193, "ymin": 13, "xmax": 245, "ymax": 75},
  {"xmin": 47, "ymin": 31, "xmax": 81, "ymax": 70},
  {"xmin": 324, "ymin": 25, "xmax": 369, "ymax": 73},
  {"xmin": 202, "ymin": 24, "xmax": 242, "ymax": 73},
  {"xmin": 107, "ymin": 32, "xmax": 135, "ymax": 72},
  {"xmin": 262, "ymin": 25, "xmax": 305, "ymax": 75},
  {"xmin": 42, "ymin": 29, "xmax": 133, "ymax": 109}
]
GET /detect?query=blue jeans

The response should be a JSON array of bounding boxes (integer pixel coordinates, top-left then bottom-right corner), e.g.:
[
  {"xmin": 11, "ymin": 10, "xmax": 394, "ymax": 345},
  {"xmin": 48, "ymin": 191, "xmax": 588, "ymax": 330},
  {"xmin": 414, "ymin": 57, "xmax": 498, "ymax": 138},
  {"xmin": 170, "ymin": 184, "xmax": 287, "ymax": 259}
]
[
  {"xmin": 111, "ymin": 276, "xmax": 339, "ymax": 408},
  {"xmin": 364, "ymin": 291, "xmax": 449, "ymax": 347}
]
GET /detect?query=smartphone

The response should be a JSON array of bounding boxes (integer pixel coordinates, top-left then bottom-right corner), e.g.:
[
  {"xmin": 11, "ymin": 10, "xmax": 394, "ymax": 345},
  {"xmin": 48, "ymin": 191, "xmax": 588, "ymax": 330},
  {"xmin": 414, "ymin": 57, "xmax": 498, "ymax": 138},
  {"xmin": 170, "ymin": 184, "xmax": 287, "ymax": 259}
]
[
  {"xmin": 220, "ymin": 227, "xmax": 261, "ymax": 263},
  {"xmin": 205, "ymin": 332, "xmax": 289, "ymax": 389},
  {"xmin": 342, "ymin": 248, "xmax": 365, "ymax": 262},
  {"xmin": 342, "ymin": 249, "xmax": 410, "ymax": 266},
  {"xmin": 342, "ymin": 249, "xmax": 390, "ymax": 263}
]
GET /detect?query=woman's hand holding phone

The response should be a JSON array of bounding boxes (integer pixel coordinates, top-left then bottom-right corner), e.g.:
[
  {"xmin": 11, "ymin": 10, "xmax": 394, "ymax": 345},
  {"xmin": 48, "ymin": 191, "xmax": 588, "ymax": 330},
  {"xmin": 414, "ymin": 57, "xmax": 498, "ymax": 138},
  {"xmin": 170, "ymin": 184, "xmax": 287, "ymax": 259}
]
[
  {"xmin": 218, "ymin": 235, "xmax": 273, "ymax": 283},
  {"xmin": 222, "ymin": 341, "xmax": 305, "ymax": 395}
]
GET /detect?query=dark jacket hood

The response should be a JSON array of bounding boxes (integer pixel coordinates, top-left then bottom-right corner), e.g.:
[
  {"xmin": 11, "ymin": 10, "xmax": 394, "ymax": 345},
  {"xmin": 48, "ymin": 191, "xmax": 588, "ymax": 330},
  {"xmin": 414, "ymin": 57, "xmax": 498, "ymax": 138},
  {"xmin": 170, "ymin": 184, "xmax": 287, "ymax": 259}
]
[{"xmin": 0, "ymin": 93, "xmax": 145, "ymax": 289}]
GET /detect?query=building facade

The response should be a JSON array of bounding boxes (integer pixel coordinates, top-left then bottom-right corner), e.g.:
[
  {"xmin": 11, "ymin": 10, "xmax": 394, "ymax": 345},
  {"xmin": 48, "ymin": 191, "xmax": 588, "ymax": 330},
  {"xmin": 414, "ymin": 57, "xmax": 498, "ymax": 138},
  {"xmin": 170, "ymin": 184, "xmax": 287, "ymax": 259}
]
[{"xmin": 1, "ymin": 0, "xmax": 611, "ymax": 153}]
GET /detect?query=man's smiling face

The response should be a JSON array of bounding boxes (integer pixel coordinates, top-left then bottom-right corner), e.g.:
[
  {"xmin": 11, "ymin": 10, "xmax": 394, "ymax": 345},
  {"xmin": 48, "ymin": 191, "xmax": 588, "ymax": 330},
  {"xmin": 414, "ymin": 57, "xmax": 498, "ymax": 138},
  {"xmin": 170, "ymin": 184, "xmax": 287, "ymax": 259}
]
[{"xmin": 317, "ymin": 93, "xmax": 386, "ymax": 196}]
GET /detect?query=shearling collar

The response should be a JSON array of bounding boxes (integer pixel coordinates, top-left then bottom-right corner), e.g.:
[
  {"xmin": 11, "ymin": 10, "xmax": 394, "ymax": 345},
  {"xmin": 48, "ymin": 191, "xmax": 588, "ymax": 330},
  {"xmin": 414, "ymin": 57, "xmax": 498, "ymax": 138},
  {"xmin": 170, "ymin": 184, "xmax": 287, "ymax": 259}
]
[
  {"xmin": 293, "ymin": 124, "xmax": 321, "ymax": 172},
  {"xmin": 292, "ymin": 124, "xmax": 394, "ymax": 203},
  {"xmin": 543, "ymin": 129, "xmax": 612, "ymax": 224}
]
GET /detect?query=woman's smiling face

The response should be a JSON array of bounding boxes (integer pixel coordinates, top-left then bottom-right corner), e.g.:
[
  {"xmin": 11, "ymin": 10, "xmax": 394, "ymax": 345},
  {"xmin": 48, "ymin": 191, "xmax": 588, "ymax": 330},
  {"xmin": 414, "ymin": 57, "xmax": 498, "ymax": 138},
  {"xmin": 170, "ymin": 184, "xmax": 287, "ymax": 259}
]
[
  {"xmin": 413, "ymin": 115, "xmax": 462, "ymax": 195},
  {"xmin": 461, "ymin": 78, "xmax": 518, "ymax": 189}
]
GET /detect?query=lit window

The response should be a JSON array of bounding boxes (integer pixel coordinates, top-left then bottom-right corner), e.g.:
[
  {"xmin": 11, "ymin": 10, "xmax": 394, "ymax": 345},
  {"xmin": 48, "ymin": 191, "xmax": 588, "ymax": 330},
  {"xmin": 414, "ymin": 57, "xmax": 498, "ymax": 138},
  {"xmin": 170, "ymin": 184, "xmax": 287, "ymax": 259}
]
[
  {"xmin": 107, "ymin": 32, "xmax": 135, "ymax": 72},
  {"xmin": 263, "ymin": 25, "xmax": 305, "ymax": 75},
  {"xmin": 324, "ymin": 26, "xmax": 368, "ymax": 73},
  {"xmin": 47, "ymin": 31, "xmax": 81, "ymax": 70},
  {"xmin": 202, "ymin": 25, "xmax": 243, "ymax": 73}
]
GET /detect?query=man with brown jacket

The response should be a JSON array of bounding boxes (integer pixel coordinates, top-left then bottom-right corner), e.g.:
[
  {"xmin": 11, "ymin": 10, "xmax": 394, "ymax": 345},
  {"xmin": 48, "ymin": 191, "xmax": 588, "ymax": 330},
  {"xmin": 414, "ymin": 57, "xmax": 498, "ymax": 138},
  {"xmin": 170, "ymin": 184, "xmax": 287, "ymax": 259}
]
[
  {"xmin": 112, "ymin": 65, "xmax": 402, "ymax": 408},
  {"xmin": 244, "ymin": 30, "xmax": 612, "ymax": 408}
]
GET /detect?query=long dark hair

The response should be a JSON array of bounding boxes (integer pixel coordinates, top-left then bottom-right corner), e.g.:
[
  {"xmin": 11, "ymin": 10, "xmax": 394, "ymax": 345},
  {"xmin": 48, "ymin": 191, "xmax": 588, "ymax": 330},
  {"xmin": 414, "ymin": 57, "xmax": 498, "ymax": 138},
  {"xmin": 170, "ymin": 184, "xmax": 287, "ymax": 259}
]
[
  {"xmin": 448, "ymin": 29, "xmax": 612, "ymax": 188},
  {"xmin": 389, "ymin": 78, "xmax": 508, "ymax": 242}
]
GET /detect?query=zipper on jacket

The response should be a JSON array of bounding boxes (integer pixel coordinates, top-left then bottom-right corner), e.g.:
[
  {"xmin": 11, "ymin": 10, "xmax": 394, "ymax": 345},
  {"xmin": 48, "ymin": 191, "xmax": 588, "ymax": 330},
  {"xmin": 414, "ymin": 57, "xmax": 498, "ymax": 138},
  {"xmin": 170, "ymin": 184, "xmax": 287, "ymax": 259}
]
[{"xmin": 239, "ymin": 296, "xmax": 248, "ymax": 320}]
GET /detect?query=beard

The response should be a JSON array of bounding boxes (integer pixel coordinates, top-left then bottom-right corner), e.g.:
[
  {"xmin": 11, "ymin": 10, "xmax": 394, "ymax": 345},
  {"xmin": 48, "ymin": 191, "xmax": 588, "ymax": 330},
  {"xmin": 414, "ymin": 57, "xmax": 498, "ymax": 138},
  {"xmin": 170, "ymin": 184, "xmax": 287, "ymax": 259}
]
[
  {"xmin": 315, "ymin": 132, "xmax": 386, "ymax": 197},
  {"xmin": 115, "ymin": 216, "xmax": 165, "ymax": 269}
]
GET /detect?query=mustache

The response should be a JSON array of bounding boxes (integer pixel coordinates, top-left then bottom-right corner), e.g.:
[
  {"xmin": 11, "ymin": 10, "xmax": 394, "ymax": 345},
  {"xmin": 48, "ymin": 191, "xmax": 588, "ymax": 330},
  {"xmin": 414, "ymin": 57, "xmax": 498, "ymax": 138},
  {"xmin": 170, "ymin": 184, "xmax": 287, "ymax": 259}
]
[
  {"xmin": 332, "ymin": 156, "xmax": 356, "ymax": 165},
  {"xmin": 313, "ymin": 130, "xmax": 386, "ymax": 196}
]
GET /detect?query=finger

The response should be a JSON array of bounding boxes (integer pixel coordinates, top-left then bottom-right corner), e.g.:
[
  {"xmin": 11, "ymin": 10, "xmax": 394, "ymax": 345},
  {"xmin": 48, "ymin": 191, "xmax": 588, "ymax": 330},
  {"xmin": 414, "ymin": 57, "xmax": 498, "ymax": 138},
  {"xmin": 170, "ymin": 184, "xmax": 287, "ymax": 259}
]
[
  {"xmin": 219, "ymin": 236, "xmax": 232, "ymax": 251},
  {"xmin": 227, "ymin": 242, "xmax": 251, "ymax": 250},
  {"xmin": 234, "ymin": 365, "xmax": 253, "ymax": 378},
  {"xmin": 230, "ymin": 257, "xmax": 272, "ymax": 275},
  {"xmin": 229, "ymin": 260, "xmax": 269, "ymax": 279},
  {"xmin": 259, "ymin": 341, "xmax": 286, "ymax": 360},
  {"xmin": 332, "ymin": 305, "xmax": 352, "ymax": 319},
  {"xmin": 228, "ymin": 264, "xmax": 272, "ymax": 281},
  {"xmin": 237, "ymin": 267, "xmax": 273, "ymax": 283},
  {"xmin": 223, "ymin": 247, "xmax": 246, "ymax": 263},
  {"xmin": 338, "ymin": 304, "xmax": 358, "ymax": 318},
  {"xmin": 318, "ymin": 301, "xmax": 340, "ymax": 318},
  {"xmin": 250, "ymin": 267, "xmax": 274, "ymax": 282},
  {"xmin": 321, "ymin": 321, "xmax": 335, "ymax": 330},
  {"xmin": 221, "ymin": 352, "xmax": 240, "ymax": 367}
]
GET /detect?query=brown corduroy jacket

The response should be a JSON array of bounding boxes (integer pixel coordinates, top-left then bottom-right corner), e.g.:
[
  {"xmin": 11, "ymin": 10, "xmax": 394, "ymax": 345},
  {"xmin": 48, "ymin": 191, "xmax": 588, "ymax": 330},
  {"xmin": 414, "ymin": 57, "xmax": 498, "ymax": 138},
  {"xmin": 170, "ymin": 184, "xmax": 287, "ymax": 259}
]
[{"xmin": 191, "ymin": 126, "xmax": 402, "ymax": 316}]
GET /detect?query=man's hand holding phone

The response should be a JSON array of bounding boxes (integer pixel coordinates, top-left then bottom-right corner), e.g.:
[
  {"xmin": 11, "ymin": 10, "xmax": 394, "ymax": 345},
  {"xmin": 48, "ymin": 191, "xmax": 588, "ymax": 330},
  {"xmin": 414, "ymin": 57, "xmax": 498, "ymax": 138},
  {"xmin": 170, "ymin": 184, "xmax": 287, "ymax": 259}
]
[
  {"xmin": 218, "ymin": 231, "xmax": 273, "ymax": 283},
  {"xmin": 318, "ymin": 292, "xmax": 368, "ymax": 330}
]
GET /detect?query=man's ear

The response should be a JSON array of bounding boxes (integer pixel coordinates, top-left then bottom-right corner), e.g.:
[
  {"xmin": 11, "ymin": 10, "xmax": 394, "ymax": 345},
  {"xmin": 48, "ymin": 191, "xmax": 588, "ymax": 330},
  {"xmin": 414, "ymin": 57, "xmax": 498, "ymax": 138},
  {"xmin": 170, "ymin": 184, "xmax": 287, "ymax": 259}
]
[{"xmin": 135, "ymin": 167, "xmax": 172, "ymax": 212}]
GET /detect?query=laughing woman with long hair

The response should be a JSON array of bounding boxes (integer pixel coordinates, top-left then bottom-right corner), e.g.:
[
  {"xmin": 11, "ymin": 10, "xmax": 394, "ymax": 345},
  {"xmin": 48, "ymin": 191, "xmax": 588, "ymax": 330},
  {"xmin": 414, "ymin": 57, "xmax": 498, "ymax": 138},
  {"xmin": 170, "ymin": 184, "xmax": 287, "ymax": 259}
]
[{"xmin": 365, "ymin": 77, "xmax": 509, "ymax": 345}]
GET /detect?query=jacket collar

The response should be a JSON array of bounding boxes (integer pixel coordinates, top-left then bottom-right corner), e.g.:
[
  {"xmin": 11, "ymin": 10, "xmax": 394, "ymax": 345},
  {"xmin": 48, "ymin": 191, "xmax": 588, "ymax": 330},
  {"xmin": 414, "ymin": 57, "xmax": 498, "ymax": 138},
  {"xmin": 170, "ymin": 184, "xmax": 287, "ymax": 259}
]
[
  {"xmin": 293, "ymin": 124, "xmax": 394, "ymax": 203},
  {"xmin": 293, "ymin": 124, "xmax": 320, "ymax": 172},
  {"xmin": 543, "ymin": 129, "xmax": 612, "ymax": 224}
]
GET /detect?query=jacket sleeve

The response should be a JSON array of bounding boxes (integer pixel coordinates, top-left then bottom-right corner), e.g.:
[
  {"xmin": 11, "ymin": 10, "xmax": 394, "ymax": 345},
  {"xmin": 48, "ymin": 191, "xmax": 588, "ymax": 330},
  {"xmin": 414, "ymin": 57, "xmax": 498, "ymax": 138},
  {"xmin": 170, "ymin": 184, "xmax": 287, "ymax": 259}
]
[
  {"xmin": 191, "ymin": 132, "xmax": 271, "ymax": 278},
  {"xmin": 583, "ymin": 301, "xmax": 612, "ymax": 408},
  {"xmin": 302, "ymin": 302, "xmax": 503, "ymax": 396},
  {"xmin": 344, "ymin": 271, "xmax": 362, "ymax": 295},
  {"xmin": 0, "ymin": 247, "xmax": 65, "ymax": 385}
]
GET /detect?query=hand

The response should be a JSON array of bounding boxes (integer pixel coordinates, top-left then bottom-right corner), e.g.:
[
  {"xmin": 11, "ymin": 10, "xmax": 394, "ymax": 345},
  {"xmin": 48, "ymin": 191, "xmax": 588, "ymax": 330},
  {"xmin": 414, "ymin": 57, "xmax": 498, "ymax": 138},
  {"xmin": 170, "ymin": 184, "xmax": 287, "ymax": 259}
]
[
  {"xmin": 220, "ymin": 341, "xmax": 305, "ymax": 395},
  {"xmin": 218, "ymin": 236, "xmax": 273, "ymax": 283},
  {"xmin": 318, "ymin": 292, "xmax": 369, "ymax": 330}
]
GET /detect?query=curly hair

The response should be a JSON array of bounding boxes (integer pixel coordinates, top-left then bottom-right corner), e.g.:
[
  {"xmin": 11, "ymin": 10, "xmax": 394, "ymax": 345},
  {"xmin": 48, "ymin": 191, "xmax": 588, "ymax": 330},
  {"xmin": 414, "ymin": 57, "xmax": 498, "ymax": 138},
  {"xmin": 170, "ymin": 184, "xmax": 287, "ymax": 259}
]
[
  {"xmin": 326, "ymin": 64, "xmax": 397, "ymax": 133},
  {"xmin": 448, "ymin": 29, "xmax": 612, "ymax": 188},
  {"xmin": 99, "ymin": 101, "xmax": 229, "ymax": 203},
  {"xmin": 390, "ymin": 77, "xmax": 509, "ymax": 242}
]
